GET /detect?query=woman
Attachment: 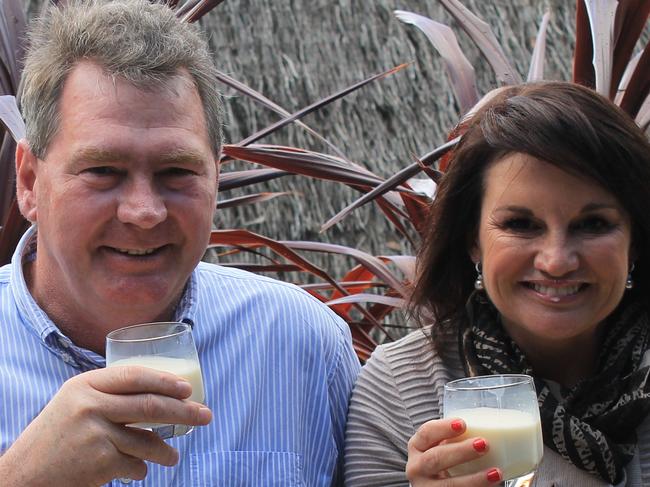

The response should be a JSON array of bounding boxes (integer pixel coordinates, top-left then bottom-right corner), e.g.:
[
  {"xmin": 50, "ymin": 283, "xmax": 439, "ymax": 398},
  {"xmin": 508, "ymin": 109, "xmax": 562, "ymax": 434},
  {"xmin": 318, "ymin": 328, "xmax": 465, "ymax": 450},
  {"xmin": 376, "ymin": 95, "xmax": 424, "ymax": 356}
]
[{"xmin": 344, "ymin": 82, "xmax": 650, "ymax": 486}]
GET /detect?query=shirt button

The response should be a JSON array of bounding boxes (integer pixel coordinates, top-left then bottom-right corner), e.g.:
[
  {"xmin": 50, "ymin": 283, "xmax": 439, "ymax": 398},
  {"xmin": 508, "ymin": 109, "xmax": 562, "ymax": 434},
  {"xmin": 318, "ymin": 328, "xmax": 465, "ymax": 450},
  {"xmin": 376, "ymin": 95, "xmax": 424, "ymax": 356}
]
[{"xmin": 61, "ymin": 352, "xmax": 78, "ymax": 367}]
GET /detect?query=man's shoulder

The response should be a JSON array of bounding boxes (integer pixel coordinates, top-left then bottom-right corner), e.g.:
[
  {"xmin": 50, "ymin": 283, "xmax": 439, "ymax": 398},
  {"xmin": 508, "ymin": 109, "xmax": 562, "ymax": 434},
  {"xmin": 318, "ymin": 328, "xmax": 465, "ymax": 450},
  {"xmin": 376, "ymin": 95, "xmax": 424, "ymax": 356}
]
[{"xmin": 194, "ymin": 261, "xmax": 348, "ymax": 333}]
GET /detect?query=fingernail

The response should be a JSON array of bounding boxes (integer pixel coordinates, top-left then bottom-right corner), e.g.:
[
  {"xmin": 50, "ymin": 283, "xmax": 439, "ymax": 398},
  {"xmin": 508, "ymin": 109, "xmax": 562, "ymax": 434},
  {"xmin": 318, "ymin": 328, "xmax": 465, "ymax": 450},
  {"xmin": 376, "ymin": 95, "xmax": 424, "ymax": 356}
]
[
  {"xmin": 473, "ymin": 438, "xmax": 487, "ymax": 452},
  {"xmin": 487, "ymin": 468, "xmax": 501, "ymax": 482},
  {"xmin": 450, "ymin": 419, "xmax": 464, "ymax": 432},
  {"xmin": 198, "ymin": 406, "xmax": 212, "ymax": 423},
  {"xmin": 176, "ymin": 380, "xmax": 192, "ymax": 395}
]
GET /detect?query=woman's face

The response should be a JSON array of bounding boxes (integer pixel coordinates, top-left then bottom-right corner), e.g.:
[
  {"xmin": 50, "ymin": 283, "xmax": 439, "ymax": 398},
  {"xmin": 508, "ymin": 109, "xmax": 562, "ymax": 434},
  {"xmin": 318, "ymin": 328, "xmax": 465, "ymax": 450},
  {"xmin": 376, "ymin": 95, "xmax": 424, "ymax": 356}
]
[{"xmin": 472, "ymin": 153, "xmax": 633, "ymax": 354}]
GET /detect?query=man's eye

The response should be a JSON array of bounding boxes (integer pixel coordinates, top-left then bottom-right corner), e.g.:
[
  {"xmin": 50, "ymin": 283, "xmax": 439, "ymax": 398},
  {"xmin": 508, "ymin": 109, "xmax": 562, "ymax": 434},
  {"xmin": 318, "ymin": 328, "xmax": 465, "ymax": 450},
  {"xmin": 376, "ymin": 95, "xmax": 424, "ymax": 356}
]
[
  {"xmin": 162, "ymin": 167, "xmax": 196, "ymax": 177},
  {"xmin": 84, "ymin": 166, "xmax": 119, "ymax": 176}
]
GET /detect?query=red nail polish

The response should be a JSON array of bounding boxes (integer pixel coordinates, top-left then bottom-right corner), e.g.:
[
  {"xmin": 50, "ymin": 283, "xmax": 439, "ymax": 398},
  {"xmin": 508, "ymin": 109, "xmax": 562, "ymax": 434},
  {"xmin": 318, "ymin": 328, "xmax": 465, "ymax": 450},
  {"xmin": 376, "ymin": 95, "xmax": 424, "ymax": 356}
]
[
  {"xmin": 450, "ymin": 419, "xmax": 464, "ymax": 432},
  {"xmin": 473, "ymin": 438, "xmax": 487, "ymax": 452},
  {"xmin": 486, "ymin": 468, "xmax": 501, "ymax": 482}
]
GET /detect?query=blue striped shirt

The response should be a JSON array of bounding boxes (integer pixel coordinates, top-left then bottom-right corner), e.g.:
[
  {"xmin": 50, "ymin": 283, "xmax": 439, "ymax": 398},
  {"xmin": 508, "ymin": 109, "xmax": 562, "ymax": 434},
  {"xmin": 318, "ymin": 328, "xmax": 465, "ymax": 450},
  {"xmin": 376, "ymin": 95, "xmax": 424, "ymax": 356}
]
[{"xmin": 0, "ymin": 226, "xmax": 361, "ymax": 486}]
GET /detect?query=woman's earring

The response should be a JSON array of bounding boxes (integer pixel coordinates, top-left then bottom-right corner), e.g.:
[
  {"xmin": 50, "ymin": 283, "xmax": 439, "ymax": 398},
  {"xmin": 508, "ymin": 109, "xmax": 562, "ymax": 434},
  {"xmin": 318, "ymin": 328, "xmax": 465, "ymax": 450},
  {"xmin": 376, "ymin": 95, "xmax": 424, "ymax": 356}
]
[
  {"xmin": 626, "ymin": 264, "xmax": 635, "ymax": 290},
  {"xmin": 474, "ymin": 262, "xmax": 484, "ymax": 291}
]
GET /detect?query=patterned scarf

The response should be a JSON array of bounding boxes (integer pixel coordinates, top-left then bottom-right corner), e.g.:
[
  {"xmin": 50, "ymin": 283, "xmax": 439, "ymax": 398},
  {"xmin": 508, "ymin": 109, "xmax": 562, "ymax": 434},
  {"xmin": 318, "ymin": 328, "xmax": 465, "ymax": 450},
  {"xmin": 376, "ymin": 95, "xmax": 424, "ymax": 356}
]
[{"xmin": 459, "ymin": 292, "xmax": 650, "ymax": 484}]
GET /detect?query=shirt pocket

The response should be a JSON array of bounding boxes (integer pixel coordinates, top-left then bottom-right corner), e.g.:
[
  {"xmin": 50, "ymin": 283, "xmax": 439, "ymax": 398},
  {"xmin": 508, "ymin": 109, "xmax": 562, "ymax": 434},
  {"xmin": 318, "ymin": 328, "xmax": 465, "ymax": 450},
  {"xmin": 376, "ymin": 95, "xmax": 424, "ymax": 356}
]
[{"xmin": 189, "ymin": 451, "xmax": 304, "ymax": 486}]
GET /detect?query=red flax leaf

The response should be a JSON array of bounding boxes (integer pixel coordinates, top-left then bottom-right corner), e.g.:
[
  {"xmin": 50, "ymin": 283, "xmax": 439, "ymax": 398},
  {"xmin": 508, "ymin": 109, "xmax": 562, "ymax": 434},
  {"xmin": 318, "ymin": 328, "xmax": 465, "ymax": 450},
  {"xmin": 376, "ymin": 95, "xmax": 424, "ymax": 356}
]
[
  {"xmin": 615, "ymin": 50, "xmax": 641, "ymax": 104},
  {"xmin": 222, "ymin": 144, "xmax": 397, "ymax": 189},
  {"xmin": 582, "ymin": 0, "xmax": 618, "ymax": 97},
  {"xmin": 0, "ymin": 0, "xmax": 26, "ymax": 95},
  {"xmin": 610, "ymin": 0, "xmax": 650, "ymax": 99},
  {"xmin": 215, "ymin": 70, "xmax": 348, "ymax": 161},
  {"xmin": 619, "ymin": 42, "xmax": 650, "ymax": 119},
  {"xmin": 636, "ymin": 94, "xmax": 650, "ymax": 131},
  {"xmin": 279, "ymin": 241, "xmax": 409, "ymax": 298},
  {"xmin": 326, "ymin": 294, "xmax": 406, "ymax": 308},
  {"xmin": 394, "ymin": 10, "xmax": 479, "ymax": 115},
  {"xmin": 0, "ymin": 199, "xmax": 28, "ymax": 266},
  {"xmin": 574, "ymin": 0, "xmax": 596, "ymax": 87},
  {"xmin": 218, "ymin": 168, "xmax": 289, "ymax": 191},
  {"xmin": 320, "ymin": 137, "xmax": 459, "ymax": 233},
  {"xmin": 437, "ymin": 0, "xmax": 522, "ymax": 86},
  {"xmin": 235, "ymin": 64, "xmax": 409, "ymax": 147},
  {"xmin": 329, "ymin": 265, "xmax": 379, "ymax": 316},
  {"xmin": 400, "ymin": 192, "xmax": 431, "ymax": 239},
  {"xmin": 217, "ymin": 263, "xmax": 302, "ymax": 273},
  {"xmin": 527, "ymin": 11, "xmax": 551, "ymax": 82},
  {"xmin": 301, "ymin": 281, "xmax": 386, "ymax": 292},
  {"xmin": 177, "ymin": 0, "xmax": 226, "ymax": 23},
  {"xmin": 0, "ymin": 95, "xmax": 25, "ymax": 141},
  {"xmin": 209, "ymin": 230, "xmax": 389, "ymax": 334},
  {"xmin": 216, "ymin": 191, "xmax": 291, "ymax": 210}
]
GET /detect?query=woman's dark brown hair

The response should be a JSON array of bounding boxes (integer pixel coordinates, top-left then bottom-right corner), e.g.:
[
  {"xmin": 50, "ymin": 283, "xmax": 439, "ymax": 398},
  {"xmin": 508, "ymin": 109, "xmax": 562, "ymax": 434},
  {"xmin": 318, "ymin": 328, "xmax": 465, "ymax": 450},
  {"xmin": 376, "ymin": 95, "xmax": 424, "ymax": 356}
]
[{"xmin": 410, "ymin": 81, "xmax": 650, "ymax": 345}]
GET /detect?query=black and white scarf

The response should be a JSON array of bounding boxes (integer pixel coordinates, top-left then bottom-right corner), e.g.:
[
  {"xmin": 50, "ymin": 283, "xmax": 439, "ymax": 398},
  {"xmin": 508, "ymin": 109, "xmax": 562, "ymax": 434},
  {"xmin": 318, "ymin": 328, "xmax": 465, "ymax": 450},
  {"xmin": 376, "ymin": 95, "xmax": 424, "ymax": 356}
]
[{"xmin": 460, "ymin": 292, "xmax": 650, "ymax": 484}]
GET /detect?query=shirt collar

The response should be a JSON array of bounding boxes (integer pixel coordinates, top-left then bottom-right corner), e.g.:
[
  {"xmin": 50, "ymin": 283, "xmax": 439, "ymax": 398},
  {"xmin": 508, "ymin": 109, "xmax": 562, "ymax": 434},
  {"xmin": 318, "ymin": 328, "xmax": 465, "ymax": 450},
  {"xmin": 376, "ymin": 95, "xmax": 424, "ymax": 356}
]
[{"xmin": 10, "ymin": 225, "xmax": 198, "ymax": 370}]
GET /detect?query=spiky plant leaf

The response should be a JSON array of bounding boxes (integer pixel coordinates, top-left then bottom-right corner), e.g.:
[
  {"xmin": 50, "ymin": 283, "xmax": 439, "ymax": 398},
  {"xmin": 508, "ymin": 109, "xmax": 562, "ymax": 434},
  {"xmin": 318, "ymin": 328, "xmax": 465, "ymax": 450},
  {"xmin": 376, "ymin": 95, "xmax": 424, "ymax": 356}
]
[
  {"xmin": 437, "ymin": 0, "xmax": 522, "ymax": 85},
  {"xmin": 394, "ymin": 10, "xmax": 479, "ymax": 115},
  {"xmin": 527, "ymin": 11, "xmax": 551, "ymax": 82}
]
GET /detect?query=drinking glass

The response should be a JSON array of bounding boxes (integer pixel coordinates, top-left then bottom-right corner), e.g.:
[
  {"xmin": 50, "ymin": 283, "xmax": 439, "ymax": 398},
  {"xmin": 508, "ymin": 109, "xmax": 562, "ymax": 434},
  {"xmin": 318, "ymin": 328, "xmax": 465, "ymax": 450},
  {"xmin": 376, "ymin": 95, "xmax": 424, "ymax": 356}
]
[
  {"xmin": 106, "ymin": 322, "xmax": 205, "ymax": 439},
  {"xmin": 443, "ymin": 374, "xmax": 543, "ymax": 487}
]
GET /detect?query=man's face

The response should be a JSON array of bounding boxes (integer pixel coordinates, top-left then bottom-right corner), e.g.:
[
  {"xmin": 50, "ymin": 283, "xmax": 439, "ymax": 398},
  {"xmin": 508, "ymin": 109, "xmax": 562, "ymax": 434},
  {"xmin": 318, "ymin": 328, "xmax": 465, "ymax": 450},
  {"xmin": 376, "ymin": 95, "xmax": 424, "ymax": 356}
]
[{"xmin": 18, "ymin": 62, "xmax": 218, "ymax": 342}]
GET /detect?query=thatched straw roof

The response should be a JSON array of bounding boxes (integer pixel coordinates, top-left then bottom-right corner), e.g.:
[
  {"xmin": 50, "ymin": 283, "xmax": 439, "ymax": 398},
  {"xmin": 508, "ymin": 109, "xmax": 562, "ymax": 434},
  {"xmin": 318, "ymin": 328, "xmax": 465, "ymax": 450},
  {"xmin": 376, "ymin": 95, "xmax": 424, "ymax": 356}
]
[{"xmin": 25, "ymin": 0, "xmax": 577, "ymax": 273}]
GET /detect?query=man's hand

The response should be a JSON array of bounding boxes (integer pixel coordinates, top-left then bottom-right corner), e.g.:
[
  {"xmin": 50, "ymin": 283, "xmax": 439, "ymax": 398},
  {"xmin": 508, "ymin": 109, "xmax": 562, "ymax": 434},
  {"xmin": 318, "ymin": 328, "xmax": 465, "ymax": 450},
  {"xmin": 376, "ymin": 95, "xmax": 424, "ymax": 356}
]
[{"xmin": 0, "ymin": 366, "xmax": 212, "ymax": 487}]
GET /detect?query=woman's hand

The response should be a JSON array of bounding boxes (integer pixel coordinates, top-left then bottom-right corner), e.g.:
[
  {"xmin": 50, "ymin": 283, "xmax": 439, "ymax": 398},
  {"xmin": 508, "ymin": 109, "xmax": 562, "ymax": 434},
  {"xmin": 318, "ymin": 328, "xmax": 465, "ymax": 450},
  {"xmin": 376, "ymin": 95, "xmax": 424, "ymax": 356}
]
[{"xmin": 406, "ymin": 417, "xmax": 502, "ymax": 486}]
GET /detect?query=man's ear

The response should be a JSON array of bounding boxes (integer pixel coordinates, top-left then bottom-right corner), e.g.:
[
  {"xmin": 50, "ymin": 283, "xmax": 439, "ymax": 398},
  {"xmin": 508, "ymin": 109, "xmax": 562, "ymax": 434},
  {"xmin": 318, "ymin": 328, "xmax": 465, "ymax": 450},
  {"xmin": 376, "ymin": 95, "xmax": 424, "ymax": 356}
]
[{"xmin": 15, "ymin": 139, "xmax": 39, "ymax": 223}]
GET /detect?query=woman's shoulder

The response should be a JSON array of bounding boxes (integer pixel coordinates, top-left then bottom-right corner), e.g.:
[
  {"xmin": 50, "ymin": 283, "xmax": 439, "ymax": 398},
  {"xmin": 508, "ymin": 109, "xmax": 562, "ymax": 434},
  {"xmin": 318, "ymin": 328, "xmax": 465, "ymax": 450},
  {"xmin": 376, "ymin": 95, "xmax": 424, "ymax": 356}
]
[{"xmin": 372, "ymin": 326, "xmax": 464, "ymax": 381}]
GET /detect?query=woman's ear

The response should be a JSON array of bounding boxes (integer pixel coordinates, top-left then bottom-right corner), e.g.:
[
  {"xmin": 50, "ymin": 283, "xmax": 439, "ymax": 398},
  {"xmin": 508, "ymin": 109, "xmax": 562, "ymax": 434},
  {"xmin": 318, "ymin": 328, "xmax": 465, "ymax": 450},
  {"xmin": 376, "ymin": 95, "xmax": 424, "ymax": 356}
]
[
  {"xmin": 469, "ymin": 243, "xmax": 481, "ymax": 265},
  {"xmin": 15, "ymin": 139, "xmax": 39, "ymax": 223}
]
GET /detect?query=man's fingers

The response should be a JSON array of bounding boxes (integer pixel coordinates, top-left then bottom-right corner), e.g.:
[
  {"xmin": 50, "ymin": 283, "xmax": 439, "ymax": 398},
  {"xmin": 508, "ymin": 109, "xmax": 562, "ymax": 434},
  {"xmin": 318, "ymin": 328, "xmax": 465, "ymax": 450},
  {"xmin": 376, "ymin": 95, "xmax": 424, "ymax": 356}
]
[
  {"xmin": 86, "ymin": 366, "xmax": 193, "ymax": 399},
  {"xmin": 115, "ymin": 456, "xmax": 148, "ymax": 482},
  {"xmin": 408, "ymin": 418, "xmax": 466, "ymax": 452},
  {"xmin": 103, "ymin": 393, "xmax": 212, "ymax": 426},
  {"xmin": 112, "ymin": 427, "xmax": 180, "ymax": 467}
]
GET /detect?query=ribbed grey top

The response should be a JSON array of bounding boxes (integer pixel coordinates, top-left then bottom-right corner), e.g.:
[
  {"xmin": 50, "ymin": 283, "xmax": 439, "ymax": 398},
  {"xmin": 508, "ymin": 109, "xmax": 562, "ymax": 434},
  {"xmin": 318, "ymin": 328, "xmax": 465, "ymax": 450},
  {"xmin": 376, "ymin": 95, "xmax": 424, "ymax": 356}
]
[{"xmin": 344, "ymin": 328, "xmax": 650, "ymax": 487}]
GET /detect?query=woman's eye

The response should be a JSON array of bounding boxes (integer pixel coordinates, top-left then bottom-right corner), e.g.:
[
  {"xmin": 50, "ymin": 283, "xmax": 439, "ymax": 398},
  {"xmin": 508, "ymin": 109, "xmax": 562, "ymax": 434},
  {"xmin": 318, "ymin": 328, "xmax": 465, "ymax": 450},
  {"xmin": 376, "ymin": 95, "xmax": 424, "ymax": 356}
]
[
  {"xmin": 502, "ymin": 218, "xmax": 539, "ymax": 232},
  {"xmin": 573, "ymin": 216, "xmax": 613, "ymax": 233}
]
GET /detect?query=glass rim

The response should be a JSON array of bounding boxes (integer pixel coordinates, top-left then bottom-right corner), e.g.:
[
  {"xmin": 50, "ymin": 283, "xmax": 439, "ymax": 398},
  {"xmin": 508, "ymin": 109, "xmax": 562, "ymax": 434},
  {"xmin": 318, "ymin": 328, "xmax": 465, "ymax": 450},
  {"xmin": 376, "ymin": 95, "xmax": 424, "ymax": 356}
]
[
  {"xmin": 106, "ymin": 322, "xmax": 190, "ymax": 343},
  {"xmin": 444, "ymin": 374, "xmax": 533, "ymax": 391}
]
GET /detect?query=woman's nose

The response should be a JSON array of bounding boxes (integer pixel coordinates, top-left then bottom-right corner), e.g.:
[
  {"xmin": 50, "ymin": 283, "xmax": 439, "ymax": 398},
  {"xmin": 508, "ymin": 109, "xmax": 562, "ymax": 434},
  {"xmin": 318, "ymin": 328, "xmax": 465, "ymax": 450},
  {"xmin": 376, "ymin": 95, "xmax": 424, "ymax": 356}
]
[
  {"xmin": 116, "ymin": 178, "xmax": 167, "ymax": 229},
  {"xmin": 533, "ymin": 234, "xmax": 579, "ymax": 277}
]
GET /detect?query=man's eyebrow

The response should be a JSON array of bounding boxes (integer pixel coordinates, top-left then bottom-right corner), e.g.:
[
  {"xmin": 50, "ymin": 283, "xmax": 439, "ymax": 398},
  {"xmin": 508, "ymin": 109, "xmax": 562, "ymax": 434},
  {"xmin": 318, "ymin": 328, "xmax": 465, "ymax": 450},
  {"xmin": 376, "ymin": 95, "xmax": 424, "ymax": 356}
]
[
  {"xmin": 70, "ymin": 148, "xmax": 209, "ymax": 165},
  {"xmin": 158, "ymin": 149, "xmax": 209, "ymax": 166}
]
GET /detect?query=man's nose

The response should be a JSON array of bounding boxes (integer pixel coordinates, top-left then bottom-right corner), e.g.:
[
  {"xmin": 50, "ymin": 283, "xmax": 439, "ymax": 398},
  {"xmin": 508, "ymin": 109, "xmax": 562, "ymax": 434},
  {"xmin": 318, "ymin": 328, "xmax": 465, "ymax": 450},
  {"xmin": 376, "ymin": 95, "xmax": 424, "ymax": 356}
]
[
  {"xmin": 533, "ymin": 234, "xmax": 579, "ymax": 277},
  {"xmin": 116, "ymin": 177, "xmax": 167, "ymax": 229}
]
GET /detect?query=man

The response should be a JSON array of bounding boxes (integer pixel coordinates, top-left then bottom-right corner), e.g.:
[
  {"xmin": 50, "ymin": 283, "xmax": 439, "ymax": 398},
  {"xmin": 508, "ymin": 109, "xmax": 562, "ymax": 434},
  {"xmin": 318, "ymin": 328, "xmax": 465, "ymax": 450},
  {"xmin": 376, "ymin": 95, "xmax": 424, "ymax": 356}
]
[{"xmin": 0, "ymin": 1, "xmax": 360, "ymax": 485}]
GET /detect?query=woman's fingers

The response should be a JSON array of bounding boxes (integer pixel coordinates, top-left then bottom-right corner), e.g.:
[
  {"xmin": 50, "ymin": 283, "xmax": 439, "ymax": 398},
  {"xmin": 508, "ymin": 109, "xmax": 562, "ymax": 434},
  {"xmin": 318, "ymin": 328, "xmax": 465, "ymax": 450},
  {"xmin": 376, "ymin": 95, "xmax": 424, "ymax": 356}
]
[
  {"xmin": 414, "ymin": 437, "xmax": 489, "ymax": 477},
  {"xmin": 406, "ymin": 418, "xmax": 503, "ymax": 486},
  {"xmin": 408, "ymin": 417, "xmax": 466, "ymax": 452}
]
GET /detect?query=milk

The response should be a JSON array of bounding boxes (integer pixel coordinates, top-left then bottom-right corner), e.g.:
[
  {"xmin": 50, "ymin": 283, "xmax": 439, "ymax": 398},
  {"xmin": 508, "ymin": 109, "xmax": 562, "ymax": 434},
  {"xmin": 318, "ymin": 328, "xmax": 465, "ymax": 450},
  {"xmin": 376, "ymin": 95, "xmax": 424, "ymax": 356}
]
[
  {"xmin": 109, "ymin": 355, "xmax": 205, "ymax": 403},
  {"xmin": 447, "ymin": 407, "xmax": 543, "ymax": 480}
]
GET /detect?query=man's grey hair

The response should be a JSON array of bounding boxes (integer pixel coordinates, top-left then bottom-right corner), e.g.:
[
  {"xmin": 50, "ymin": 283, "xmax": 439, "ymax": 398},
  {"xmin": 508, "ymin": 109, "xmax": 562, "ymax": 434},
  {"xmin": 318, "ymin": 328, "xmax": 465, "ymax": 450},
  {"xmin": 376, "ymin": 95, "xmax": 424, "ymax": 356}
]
[{"xmin": 20, "ymin": 0, "xmax": 222, "ymax": 158}]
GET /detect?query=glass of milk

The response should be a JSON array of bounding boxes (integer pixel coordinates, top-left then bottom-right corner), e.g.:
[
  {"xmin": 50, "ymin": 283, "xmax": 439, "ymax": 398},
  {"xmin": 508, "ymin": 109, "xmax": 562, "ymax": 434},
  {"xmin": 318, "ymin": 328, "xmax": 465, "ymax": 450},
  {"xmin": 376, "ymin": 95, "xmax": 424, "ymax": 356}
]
[
  {"xmin": 106, "ymin": 321, "xmax": 205, "ymax": 439},
  {"xmin": 443, "ymin": 374, "xmax": 543, "ymax": 486}
]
